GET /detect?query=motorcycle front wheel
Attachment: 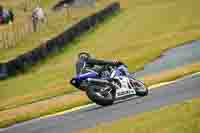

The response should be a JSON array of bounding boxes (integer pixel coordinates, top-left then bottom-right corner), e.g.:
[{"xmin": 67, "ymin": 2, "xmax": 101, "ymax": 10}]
[
  {"xmin": 131, "ymin": 80, "xmax": 148, "ymax": 96},
  {"xmin": 86, "ymin": 85, "xmax": 115, "ymax": 106}
]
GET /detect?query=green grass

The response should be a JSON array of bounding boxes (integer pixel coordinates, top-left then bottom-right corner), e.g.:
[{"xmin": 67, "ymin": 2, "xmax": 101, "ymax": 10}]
[
  {"xmin": 0, "ymin": 0, "xmax": 200, "ymax": 113},
  {"xmin": 76, "ymin": 98, "xmax": 200, "ymax": 133}
]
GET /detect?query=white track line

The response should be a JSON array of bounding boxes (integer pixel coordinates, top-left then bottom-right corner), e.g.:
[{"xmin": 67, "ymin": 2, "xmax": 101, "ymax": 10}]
[{"xmin": 37, "ymin": 72, "xmax": 200, "ymax": 120}]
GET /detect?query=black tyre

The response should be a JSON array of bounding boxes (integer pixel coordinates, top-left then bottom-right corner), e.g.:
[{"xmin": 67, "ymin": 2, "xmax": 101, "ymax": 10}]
[
  {"xmin": 86, "ymin": 85, "xmax": 115, "ymax": 106},
  {"xmin": 132, "ymin": 80, "xmax": 148, "ymax": 96}
]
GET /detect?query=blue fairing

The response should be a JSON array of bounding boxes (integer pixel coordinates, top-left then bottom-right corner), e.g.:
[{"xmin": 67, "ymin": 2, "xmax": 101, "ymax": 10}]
[{"xmin": 75, "ymin": 72, "xmax": 98, "ymax": 81}]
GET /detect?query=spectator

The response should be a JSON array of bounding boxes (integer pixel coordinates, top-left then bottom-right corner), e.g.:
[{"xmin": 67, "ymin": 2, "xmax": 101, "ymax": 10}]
[
  {"xmin": 0, "ymin": 6, "xmax": 14, "ymax": 25},
  {"xmin": 0, "ymin": 5, "xmax": 4, "ymax": 24},
  {"xmin": 0, "ymin": 5, "xmax": 3, "ymax": 16},
  {"xmin": 32, "ymin": 6, "xmax": 46, "ymax": 32},
  {"xmin": 8, "ymin": 9, "xmax": 14, "ymax": 23},
  {"xmin": 2, "ymin": 9, "xmax": 10, "ymax": 24}
]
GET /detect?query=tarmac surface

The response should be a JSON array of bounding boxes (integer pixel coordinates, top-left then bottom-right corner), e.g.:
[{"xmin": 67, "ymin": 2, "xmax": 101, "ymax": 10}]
[{"xmin": 136, "ymin": 40, "xmax": 200, "ymax": 77}]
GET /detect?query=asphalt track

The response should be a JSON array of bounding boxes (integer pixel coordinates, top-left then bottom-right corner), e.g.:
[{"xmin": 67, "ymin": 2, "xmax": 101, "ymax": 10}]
[{"xmin": 1, "ymin": 73, "xmax": 200, "ymax": 133}]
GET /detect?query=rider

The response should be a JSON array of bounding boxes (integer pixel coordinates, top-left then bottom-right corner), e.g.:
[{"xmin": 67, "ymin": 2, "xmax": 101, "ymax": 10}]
[{"xmin": 76, "ymin": 52, "xmax": 132, "ymax": 78}]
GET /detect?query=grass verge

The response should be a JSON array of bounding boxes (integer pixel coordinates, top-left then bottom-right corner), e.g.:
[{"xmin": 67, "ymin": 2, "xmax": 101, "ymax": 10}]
[
  {"xmin": 0, "ymin": 62, "xmax": 199, "ymax": 128},
  {"xmin": 140, "ymin": 62, "xmax": 200, "ymax": 86},
  {"xmin": 76, "ymin": 98, "xmax": 200, "ymax": 133},
  {"xmin": 0, "ymin": 92, "xmax": 91, "ymax": 128}
]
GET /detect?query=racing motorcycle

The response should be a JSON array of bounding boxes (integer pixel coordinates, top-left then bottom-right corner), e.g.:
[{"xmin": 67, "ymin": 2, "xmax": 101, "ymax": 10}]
[{"xmin": 70, "ymin": 57, "xmax": 148, "ymax": 106}]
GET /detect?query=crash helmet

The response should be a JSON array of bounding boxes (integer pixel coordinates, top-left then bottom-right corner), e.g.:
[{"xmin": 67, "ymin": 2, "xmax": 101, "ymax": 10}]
[{"xmin": 78, "ymin": 52, "xmax": 91, "ymax": 60}]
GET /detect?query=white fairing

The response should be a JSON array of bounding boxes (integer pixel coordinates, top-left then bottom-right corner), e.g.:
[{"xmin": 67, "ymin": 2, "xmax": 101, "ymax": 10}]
[{"xmin": 114, "ymin": 76, "xmax": 136, "ymax": 98}]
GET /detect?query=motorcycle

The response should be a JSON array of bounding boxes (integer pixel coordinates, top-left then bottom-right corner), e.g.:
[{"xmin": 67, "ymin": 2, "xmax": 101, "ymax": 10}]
[{"xmin": 70, "ymin": 59, "xmax": 148, "ymax": 106}]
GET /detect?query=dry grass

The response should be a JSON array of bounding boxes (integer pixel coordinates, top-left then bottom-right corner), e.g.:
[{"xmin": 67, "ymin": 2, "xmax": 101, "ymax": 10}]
[
  {"xmin": 76, "ymin": 98, "xmax": 200, "ymax": 133},
  {"xmin": 0, "ymin": 80, "xmax": 74, "ymax": 111},
  {"xmin": 0, "ymin": 91, "xmax": 91, "ymax": 128}
]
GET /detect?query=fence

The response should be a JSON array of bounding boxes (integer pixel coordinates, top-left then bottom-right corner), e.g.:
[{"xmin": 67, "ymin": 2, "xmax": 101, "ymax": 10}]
[
  {"xmin": 0, "ymin": 20, "xmax": 33, "ymax": 48},
  {"xmin": 0, "ymin": 2, "xmax": 120, "ymax": 80}
]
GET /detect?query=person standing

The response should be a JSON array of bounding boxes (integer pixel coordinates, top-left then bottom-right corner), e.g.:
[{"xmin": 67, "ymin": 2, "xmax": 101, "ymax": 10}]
[
  {"xmin": 8, "ymin": 9, "xmax": 14, "ymax": 23},
  {"xmin": 0, "ymin": 5, "xmax": 4, "ymax": 24},
  {"xmin": 32, "ymin": 6, "xmax": 46, "ymax": 32},
  {"xmin": 2, "ymin": 9, "xmax": 9, "ymax": 24}
]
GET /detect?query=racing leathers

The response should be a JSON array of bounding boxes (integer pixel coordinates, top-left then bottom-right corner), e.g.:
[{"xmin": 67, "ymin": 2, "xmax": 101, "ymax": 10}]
[{"xmin": 76, "ymin": 57, "xmax": 131, "ymax": 78}]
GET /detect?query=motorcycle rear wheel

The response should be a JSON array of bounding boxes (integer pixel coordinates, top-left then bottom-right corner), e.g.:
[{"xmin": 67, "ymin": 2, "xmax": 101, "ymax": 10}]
[{"xmin": 86, "ymin": 85, "xmax": 115, "ymax": 106}]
